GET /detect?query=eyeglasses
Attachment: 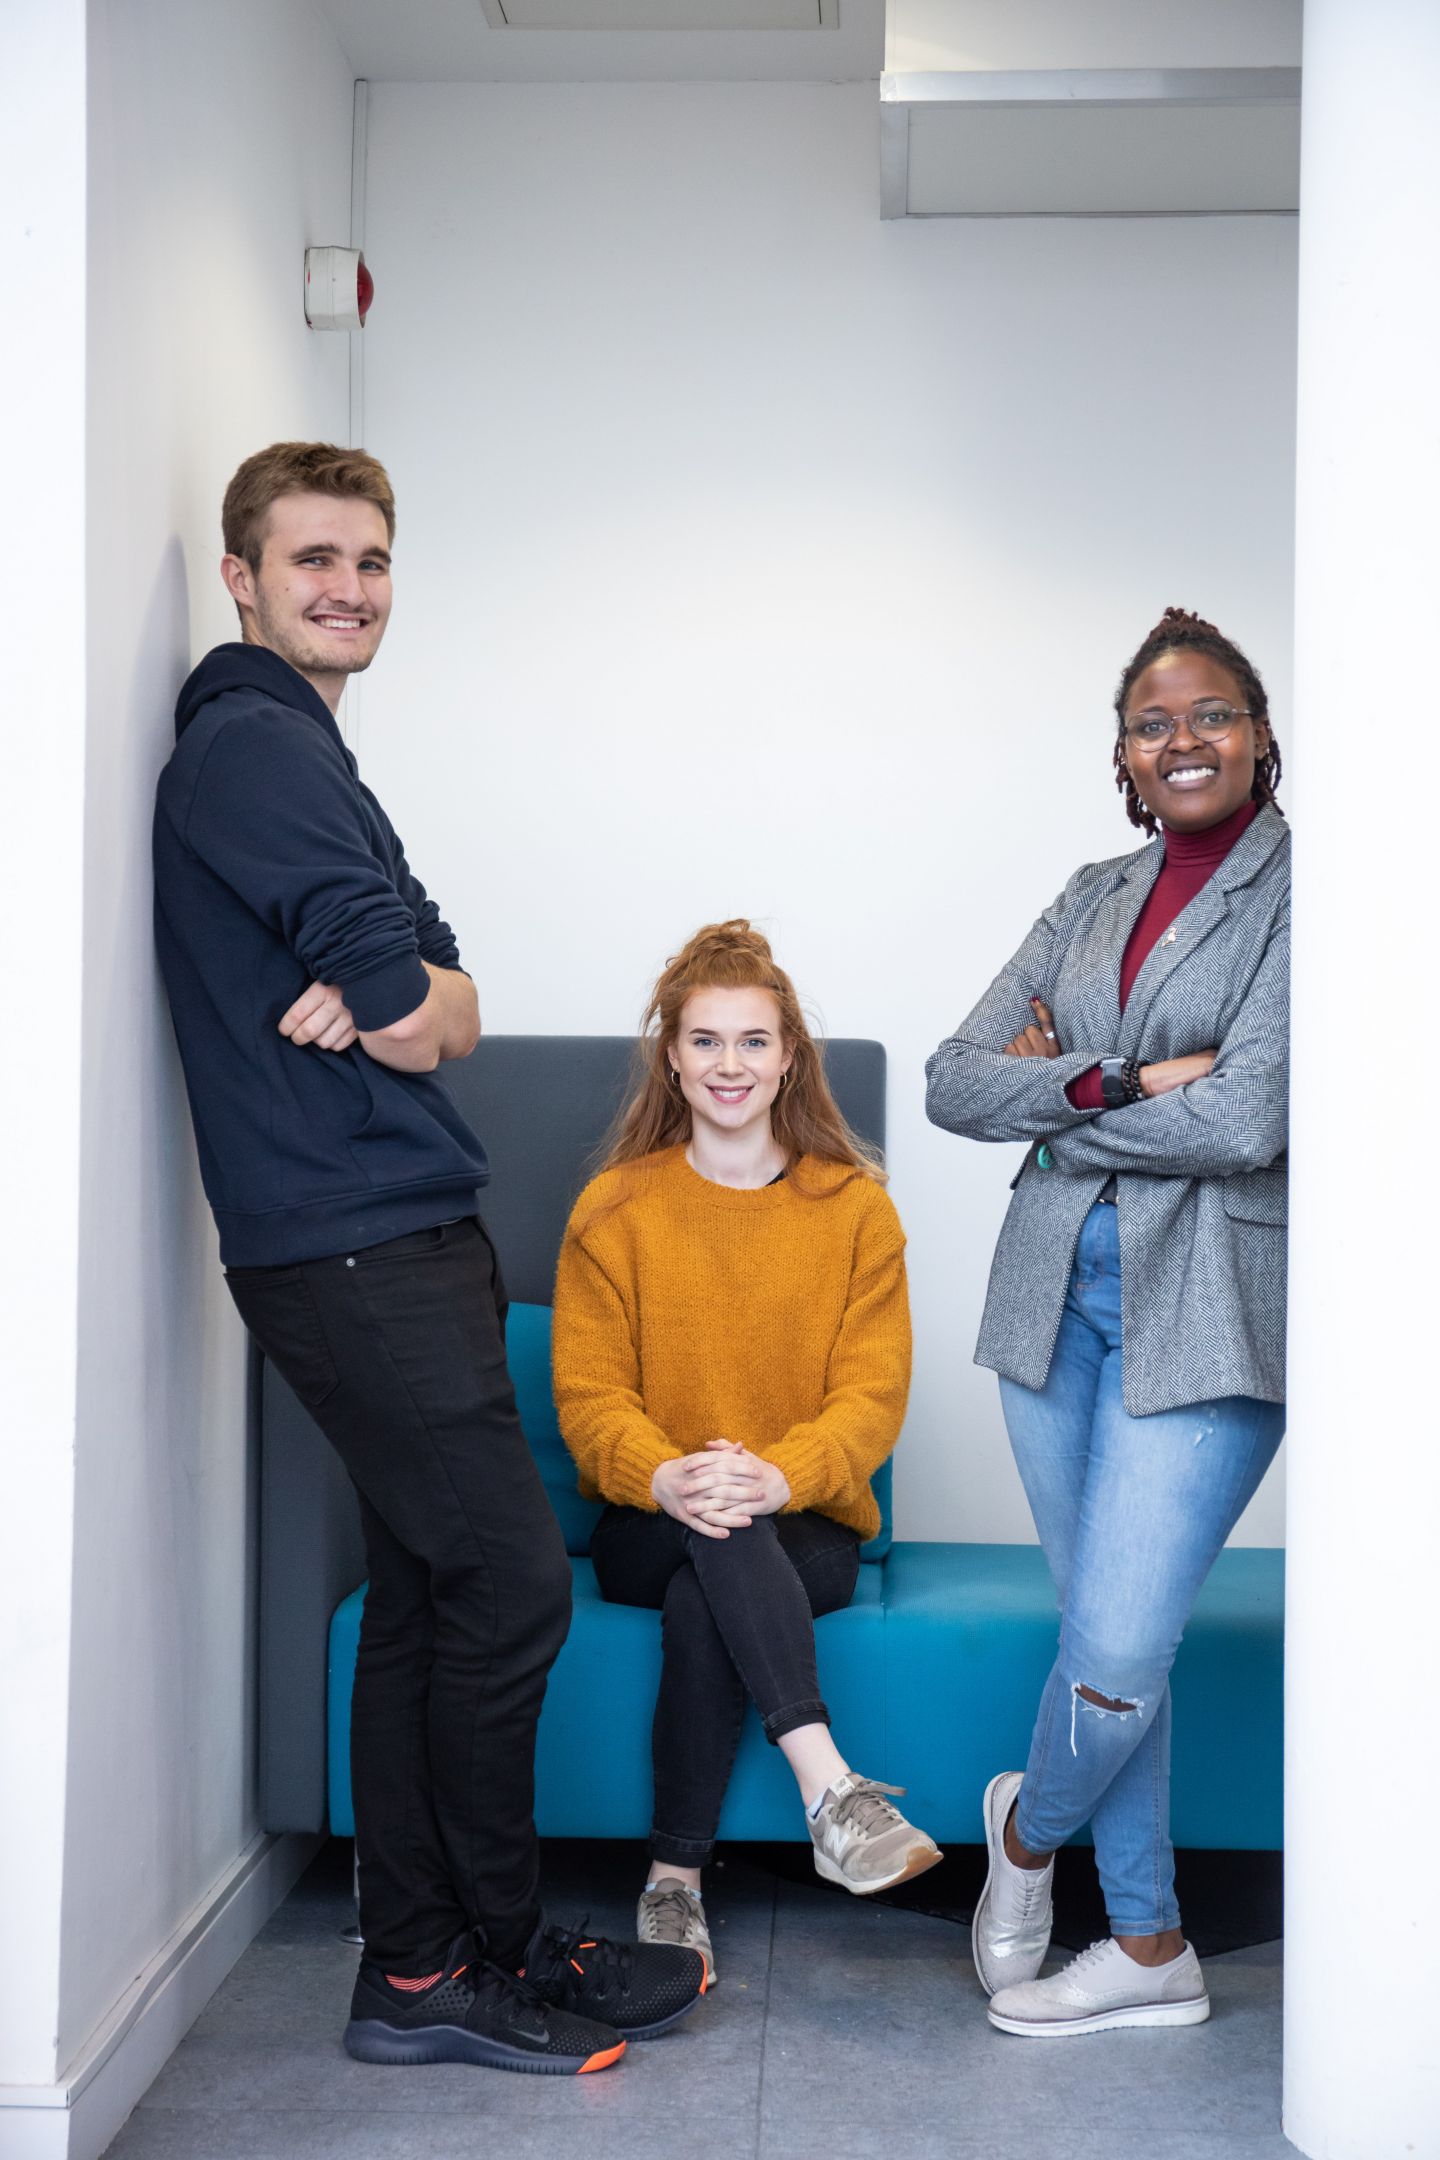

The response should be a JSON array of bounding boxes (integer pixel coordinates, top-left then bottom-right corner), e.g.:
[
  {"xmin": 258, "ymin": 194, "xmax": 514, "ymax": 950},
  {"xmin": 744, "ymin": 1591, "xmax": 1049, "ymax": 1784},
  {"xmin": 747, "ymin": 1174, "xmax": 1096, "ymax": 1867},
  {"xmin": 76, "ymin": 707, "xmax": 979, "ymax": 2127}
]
[{"xmin": 1122, "ymin": 701, "xmax": 1253, "ymax": 749}]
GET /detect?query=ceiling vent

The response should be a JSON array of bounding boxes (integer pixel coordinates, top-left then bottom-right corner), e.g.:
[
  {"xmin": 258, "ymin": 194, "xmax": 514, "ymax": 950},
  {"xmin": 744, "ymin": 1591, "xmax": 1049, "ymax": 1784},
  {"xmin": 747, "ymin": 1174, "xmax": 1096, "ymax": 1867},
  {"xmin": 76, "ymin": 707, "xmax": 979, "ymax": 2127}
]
[{"xmin": 478, "ymin": 1, "xmax": 837, "ymax": 26}]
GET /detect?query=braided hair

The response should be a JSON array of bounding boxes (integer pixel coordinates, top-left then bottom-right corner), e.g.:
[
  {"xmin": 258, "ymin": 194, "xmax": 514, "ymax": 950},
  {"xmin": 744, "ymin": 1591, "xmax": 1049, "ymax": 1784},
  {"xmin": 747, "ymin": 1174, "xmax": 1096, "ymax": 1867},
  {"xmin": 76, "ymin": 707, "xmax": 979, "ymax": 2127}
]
[{"xmin": 1112, "ymin": 606, "xmax": 1284, "ymax": 836}]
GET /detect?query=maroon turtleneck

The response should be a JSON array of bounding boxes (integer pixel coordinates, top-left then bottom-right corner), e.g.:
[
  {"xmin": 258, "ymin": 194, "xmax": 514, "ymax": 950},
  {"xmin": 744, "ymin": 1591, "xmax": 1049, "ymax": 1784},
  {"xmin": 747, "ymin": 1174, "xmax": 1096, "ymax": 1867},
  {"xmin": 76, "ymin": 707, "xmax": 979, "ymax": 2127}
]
[{"xmin": 1066, "ymin": 798, "xmax": 1258, "ymax": 1111}]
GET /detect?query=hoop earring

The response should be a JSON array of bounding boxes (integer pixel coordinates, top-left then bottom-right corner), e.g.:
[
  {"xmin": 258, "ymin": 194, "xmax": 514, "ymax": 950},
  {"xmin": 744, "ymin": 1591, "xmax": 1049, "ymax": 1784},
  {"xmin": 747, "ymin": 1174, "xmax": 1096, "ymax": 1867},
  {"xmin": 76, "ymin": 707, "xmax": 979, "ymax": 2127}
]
[
  {"xmin": 668, "ymin": 1067, "xmax": 681, "ymax": 1086},
  {"xmin": 778, "ymin": 1070, "xmax": 789, "ymax": 1089}
]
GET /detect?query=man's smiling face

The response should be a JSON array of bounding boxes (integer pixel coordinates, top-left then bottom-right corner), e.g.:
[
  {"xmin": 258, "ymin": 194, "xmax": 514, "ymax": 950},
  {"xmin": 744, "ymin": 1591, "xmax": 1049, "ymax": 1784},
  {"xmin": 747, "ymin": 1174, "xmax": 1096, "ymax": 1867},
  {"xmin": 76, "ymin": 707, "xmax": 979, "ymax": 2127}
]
[{"xmin": 225, "ymin": 490, "xmax": 393, "ymax": 694}]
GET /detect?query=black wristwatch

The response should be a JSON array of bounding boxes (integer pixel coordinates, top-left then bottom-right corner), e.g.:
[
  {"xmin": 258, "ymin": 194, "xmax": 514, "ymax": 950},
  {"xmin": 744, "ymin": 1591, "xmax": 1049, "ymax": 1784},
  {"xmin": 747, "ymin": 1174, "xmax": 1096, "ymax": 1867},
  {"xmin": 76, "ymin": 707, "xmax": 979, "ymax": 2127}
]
[{"xmin": 1099, "ymin": 1056, "xmax": 1143, "ymax": 1108}]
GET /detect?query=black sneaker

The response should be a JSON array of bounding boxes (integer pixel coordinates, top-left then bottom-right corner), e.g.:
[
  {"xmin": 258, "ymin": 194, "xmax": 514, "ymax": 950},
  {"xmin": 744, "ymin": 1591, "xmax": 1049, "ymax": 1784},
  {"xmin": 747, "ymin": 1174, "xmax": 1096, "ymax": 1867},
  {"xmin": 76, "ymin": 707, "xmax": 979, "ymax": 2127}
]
[
  {"xmin": 345, "ymin": 1930, "xmax": 626, "ymax": 2074},
  {"xmin": 519, "ymin": 1916, "xmax": 707, "ymax": 2040}
]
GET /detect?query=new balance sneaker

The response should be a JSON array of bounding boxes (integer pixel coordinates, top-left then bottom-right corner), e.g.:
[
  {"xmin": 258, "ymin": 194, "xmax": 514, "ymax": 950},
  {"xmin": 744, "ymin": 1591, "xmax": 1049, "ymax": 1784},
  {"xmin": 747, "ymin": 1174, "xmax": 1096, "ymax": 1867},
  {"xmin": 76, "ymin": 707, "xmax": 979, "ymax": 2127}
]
[
  {"xmin": 988, "ymin": 1937, "xmax": 1210, "ymax": 2038},
  {"xmin": 519, "ymin": 1916, "xmax": 707, "ymax": 2039},
  {"xmin": 345, "ymin": 1931, "xmax": 625, "ymax": 2073},
  {"xmin": 808, "ymin": 1775, "xmax": 942, "ymax": 1895},
  {"xmin": 972, "ymin": 1770, "xmax": 1054, "ymax": 1998},
  {"xmin": 637, "ymin": 1879, "xmax": 718, "ymax": 1989}
]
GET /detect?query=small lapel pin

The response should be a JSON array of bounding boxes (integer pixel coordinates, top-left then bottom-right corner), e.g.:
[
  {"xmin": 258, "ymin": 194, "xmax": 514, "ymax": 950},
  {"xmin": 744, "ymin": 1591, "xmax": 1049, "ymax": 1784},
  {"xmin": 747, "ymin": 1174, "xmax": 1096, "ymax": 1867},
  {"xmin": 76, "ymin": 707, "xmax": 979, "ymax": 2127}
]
[{"xmin": 1161, "ymin": 929, "xmax": 1177, "ymax": 946}]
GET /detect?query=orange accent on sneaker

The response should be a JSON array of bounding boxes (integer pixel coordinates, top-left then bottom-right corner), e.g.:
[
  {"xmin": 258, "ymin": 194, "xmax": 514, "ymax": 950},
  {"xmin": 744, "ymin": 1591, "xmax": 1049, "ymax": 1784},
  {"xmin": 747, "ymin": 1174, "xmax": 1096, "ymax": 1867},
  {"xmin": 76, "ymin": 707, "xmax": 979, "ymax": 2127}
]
[
  {"xmin": 699, "ymin": 1966, "xmax": 709, "ymax": 1996},
  {"xmin": 578, "ymin": 2040, "xmax": 627, "ymax": 2074},
  {"xmin": 384, "ymin": 1970, "xmax": 444, "ymax": 1993},
  {"xmin": 570, "ymin": 1958, "xmax": 585, "ymax": 1974}
]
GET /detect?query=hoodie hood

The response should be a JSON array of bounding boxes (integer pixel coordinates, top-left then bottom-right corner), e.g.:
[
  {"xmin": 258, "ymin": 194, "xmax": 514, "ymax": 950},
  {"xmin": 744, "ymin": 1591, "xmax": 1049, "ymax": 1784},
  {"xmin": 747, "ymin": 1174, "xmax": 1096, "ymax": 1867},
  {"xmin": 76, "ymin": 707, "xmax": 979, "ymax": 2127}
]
[{"xmin": 174, "ymin": 642, "xmax": 340, "ymax": 743}]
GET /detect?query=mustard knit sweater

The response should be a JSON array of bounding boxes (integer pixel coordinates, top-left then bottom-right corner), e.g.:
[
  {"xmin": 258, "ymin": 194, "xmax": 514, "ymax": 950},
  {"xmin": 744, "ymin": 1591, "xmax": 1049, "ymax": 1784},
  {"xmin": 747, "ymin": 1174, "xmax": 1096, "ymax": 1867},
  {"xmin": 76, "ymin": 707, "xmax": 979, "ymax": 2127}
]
[{"xmin": 551, "ymin": 1147, "xmax": 911, "ymax": 1542}]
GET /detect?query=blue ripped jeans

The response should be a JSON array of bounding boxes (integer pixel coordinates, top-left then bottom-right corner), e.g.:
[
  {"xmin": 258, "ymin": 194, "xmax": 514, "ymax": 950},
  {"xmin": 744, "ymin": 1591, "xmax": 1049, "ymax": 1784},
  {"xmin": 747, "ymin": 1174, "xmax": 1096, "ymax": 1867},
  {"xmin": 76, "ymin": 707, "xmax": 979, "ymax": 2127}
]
[{"xmin": 999, "ymin": 1202, "xmax": 1284, "ymax": 1936}]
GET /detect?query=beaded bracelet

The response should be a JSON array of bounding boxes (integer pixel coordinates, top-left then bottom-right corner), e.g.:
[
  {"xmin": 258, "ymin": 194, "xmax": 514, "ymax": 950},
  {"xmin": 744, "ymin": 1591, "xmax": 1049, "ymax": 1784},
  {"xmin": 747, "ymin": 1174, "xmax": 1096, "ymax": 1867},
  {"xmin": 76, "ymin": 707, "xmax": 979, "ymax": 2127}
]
[{"xmin": 1121, "ymin": 1057, "xmax": 1144, "ymax": 1103}]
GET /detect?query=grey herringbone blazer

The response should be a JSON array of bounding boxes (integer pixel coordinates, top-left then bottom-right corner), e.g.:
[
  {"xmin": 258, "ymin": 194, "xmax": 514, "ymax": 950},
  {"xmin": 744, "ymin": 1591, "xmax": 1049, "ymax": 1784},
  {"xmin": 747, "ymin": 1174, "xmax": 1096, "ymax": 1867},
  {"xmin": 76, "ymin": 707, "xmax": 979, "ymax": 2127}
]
[{"xmin": 925, "ymin": 805, "xmax": 1290, "ymax": 1416}]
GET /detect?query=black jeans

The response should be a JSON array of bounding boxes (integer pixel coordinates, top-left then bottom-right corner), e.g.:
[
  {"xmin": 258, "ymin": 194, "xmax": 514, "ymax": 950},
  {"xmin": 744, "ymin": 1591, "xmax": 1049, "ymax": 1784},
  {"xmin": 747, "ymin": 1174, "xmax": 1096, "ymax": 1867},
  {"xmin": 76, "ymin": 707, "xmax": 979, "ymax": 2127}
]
[
  {"xmin": 226, "ymin": 1217, "xmax": 571, "ymax": 1972},
  {"xmin": 589, "ymin": 1504, "xmax": 860, "ymax": 1867}
]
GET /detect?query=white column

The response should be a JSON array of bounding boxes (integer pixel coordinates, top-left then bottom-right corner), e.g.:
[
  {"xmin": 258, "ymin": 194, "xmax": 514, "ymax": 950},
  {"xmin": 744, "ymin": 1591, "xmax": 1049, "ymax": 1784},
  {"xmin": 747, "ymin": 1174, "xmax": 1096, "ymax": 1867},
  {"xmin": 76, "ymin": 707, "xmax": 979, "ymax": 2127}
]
[
  {"xmin": 1286, "ymin": 5, "xmax": 1440, "ymax": 2157},
  {"xmin": 0, "ymin": 0, "xmax": 87, "ymax": 2107}
]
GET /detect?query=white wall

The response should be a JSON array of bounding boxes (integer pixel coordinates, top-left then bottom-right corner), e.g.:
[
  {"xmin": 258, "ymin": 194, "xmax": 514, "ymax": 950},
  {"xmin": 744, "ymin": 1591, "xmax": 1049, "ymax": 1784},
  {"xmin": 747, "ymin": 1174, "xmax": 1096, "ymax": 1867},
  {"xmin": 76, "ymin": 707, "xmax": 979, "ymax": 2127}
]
[
  {"xmin": 887, "ymin": 0, "xmax": 1302, "ymax": 73},
  {"xmin": 0, "ymin": 0, "xmax": 88, "ymax": 2096},
  {"xmin": 1286, "ymin": 5, "xmax": 1440, "ymax": 2151},
  {"xmin": 360, "ymin": 79, "xmax": 1297, "ymax": 1546},
  {"xmin": 52, "ymin": 0, "xmax": 352, "ymax": 2084}
]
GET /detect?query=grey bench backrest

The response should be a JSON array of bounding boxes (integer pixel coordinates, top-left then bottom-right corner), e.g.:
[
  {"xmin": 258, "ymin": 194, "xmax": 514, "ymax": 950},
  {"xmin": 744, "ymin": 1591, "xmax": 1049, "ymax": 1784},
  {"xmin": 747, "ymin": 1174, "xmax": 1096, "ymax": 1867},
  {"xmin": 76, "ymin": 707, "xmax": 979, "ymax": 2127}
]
[{"xmin": 259, "ymin": 1034, "xmax": 886, "ymax": 1832}]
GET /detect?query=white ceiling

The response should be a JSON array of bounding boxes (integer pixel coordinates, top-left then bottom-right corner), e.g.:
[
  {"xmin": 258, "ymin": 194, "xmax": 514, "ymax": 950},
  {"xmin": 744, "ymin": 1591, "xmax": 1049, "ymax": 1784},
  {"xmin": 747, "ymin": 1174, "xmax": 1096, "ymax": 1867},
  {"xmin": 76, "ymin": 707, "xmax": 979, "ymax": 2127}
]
[
  {"xmin": 887, "ymin": 0, "xmax": 1302, "ymax": 75},
  {"xmin": 484, "ymin": 0, "xmax": 829, "ymax": 26},
  {"xmin": 314, "ymin": 0, "xmax": 884, "ymax": 83}
]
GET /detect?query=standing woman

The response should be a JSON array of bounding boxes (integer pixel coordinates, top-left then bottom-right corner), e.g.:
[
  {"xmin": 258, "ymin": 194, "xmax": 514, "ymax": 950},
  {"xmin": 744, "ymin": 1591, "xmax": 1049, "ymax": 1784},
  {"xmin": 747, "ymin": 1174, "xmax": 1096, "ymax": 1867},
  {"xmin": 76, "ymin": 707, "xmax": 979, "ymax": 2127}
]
[
  {"xmin": 553, "ymin": 921, "xmax": 940, "ymax": 1986},
  {"xmin": 926, "ymin": 608, "xmax": 1288, "ymax": 2039}
]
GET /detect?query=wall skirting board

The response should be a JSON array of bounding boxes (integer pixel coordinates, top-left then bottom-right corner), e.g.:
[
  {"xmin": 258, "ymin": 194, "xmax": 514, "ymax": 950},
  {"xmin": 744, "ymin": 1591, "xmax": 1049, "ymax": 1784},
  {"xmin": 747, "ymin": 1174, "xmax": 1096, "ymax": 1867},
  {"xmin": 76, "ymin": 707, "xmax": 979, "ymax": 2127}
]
[{"xmin": 0, "ymin": 1830, "xmax": 322, "ymax": 2160}]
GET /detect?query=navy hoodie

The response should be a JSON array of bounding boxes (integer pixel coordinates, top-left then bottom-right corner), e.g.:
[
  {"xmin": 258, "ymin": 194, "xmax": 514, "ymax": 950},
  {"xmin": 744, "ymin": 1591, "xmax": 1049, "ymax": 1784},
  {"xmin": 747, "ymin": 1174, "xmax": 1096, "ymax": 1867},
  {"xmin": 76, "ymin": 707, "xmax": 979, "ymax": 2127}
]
[{"xmin": 153, "ymin": 644, "xmax": 487, "ymax": 1265}]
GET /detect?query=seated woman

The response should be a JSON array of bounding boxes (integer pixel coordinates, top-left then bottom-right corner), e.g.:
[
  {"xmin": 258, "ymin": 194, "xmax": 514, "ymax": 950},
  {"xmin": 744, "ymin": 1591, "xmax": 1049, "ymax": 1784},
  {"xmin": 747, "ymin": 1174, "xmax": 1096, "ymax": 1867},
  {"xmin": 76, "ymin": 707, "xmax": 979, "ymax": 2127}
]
[{"xmin": 552, "ymin": 920, "xmax": 940, "ymax": 1984}]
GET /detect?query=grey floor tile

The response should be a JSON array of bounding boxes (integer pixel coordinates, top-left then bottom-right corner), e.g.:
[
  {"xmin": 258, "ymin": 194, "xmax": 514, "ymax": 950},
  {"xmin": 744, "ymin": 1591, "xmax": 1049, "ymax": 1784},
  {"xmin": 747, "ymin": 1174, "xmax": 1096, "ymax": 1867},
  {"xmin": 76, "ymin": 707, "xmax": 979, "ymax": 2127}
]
[
  {"xmin": 109, "ymin": 2103, "xmax": 749, "ymax": 2160},
  {"xmin": 760, "ymin": 2134, "xmax": 1298, "ymax": 2160},
  {"xmin": 146, "ymin": 1925, "xmax": 747, "ymax": 2119},
  {"xmin": 1208, "ymin": 1944, "xmax": 1286, "ymax": 1978},
  {"xmin": 756, "ymin": 1879, "xmax": 1282, "ymax": 2145},
  {"xmin": 1026, "ymin": 2138, "xmax": 1297, "ymax": 2160},
  {"xmin": 137, "ymin": 1844, "xmax": 767, "ymax": 2128},
  {"xmin": 147, "ymin": 1848, "xmax": 772, "ymax": 2116},
  {"xmin": 184, "ymin": 1940, "xmax": 363, "ymax": 2045},
  {"xmin": 138, "ymin": 2013, "xmax": 728, "ymax": 2119},
  {"xmin": 106, "ymin": 1842, "xmax": 1286, "ymax": 2160}
]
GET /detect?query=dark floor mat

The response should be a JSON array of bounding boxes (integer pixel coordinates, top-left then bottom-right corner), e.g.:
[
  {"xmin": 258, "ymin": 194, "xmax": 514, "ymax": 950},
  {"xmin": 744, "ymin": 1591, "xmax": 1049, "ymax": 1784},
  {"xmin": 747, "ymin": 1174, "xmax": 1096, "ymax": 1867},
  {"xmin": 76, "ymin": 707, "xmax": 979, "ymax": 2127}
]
[
  {"xmin": 324, "ymin": 1835, "xmax": 1280, "ymax": 1964},
  {"xmin": 741, "ymin": 1840, "xmax": 1281, "ymax": 1959}
]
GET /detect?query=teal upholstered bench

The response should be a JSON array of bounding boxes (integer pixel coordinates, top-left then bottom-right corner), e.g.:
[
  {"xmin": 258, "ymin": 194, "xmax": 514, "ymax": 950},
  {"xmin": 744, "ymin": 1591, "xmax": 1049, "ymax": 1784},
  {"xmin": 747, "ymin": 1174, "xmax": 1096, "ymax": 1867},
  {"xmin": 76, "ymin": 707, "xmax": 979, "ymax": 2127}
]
[{"xmin": 326, "ymin": 1303, "xmax": 1284, "ymax": 1849}]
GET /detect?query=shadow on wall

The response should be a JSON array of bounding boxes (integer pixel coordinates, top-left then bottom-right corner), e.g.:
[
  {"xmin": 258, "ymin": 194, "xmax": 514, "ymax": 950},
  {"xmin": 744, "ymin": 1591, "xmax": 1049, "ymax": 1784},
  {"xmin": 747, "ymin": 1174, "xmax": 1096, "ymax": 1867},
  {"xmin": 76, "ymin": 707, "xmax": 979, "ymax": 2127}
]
[{"xmin": 60, "ymin": 533, "xmax": 262, "ymax": 2045}]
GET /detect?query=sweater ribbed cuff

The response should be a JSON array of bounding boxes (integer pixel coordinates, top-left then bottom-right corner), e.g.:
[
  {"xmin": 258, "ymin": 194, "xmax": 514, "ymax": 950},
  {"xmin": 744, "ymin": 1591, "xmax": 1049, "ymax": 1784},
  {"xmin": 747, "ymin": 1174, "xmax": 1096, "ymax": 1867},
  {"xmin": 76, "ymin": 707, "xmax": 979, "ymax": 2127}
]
[
  {"xmin": 766, "ymin": 1428, "xmax": 842, "ymax": 1514},
  {"xmin": 345, "ymin": 951, "xmax": 431, "ymax": 1033},
  {"xmin": 604, "ymin": 1444, "xmax": 683, "ymax": 1513}
]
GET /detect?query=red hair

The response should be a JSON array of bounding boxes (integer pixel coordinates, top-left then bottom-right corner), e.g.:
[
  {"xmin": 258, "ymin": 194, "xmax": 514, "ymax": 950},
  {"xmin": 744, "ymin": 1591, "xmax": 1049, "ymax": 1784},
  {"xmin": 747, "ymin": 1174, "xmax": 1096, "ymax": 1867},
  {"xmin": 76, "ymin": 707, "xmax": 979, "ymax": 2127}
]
[{"xmin": 599, "ymin": 920, "xmax": 884, "ymax": 1190}]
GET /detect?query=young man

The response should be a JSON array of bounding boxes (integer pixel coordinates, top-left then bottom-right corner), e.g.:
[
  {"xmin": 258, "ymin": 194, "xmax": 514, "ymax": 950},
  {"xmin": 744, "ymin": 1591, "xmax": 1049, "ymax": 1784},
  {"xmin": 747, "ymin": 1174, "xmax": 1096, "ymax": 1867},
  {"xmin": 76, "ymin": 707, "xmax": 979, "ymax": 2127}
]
[{"xmin": 153, "ymin": 442, "xmax": 704, "ymax": 2074}]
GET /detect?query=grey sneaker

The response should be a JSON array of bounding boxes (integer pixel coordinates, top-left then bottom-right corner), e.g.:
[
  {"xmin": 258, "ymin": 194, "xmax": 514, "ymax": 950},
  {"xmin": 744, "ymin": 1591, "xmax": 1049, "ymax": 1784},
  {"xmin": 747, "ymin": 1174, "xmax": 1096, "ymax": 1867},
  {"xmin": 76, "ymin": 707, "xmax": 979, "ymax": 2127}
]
[
  {"xmin": 988, "ymin": 1937, "xmax": 1210, "ymax": 2038},
  {"xmin": 808, "ymin": 1775, "xmax": 942, "ymax": 1896},
  {"xmin": 636, "ymin": 1880, "xmax": 716, "ymax": 1988},
  {"xmin": 972, "ymin": 1771, "xmax": 1054, "ymax": 1998}
]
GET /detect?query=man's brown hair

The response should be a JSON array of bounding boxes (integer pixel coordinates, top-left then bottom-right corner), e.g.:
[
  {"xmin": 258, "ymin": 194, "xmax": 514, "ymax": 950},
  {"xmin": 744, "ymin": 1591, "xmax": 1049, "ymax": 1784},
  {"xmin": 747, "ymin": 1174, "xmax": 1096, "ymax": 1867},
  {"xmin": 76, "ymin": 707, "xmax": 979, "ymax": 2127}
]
[{"xmin": 221, "ymin": 441, "xmax": 396, "ymax": 573}]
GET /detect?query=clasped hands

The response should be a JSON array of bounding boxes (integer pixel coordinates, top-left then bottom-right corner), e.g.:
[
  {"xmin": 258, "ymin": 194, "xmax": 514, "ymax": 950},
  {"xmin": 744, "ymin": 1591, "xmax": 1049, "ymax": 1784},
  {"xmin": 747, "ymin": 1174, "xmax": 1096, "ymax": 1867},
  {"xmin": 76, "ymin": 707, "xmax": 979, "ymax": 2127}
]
[
  {"xmin": 1002, "ymin": 998, "xmax": 1217, "ymax": 1098},
  {"xmin": 651, "ymin": 1439, "xmax": 791, "ymax": 1541}
]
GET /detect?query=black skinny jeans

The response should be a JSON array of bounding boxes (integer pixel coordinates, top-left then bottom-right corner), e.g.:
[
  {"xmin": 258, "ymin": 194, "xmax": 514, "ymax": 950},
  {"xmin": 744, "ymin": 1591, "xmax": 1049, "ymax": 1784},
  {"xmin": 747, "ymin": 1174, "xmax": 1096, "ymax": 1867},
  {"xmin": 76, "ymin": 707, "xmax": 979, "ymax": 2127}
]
[
  {"xmin": 589, "ymin": 1504, "xmax": 860, "ymax": 1867},
  {"xmin": 226, "ymin": 1217, "xmax": 571, "ymax": 1973}
]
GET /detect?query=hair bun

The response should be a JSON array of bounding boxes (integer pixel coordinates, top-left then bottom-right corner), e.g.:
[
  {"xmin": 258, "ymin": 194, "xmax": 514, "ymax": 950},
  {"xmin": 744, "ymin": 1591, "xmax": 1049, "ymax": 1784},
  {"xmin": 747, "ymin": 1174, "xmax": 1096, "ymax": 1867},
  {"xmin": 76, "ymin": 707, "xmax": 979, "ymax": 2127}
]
[
  {"xmin": 668, "ymin": 919, "xmax": 775, "ymax": 972},
  {"xmin": 1154, "ymin": 604, "xmax": 1221, "ymax": 640}
]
